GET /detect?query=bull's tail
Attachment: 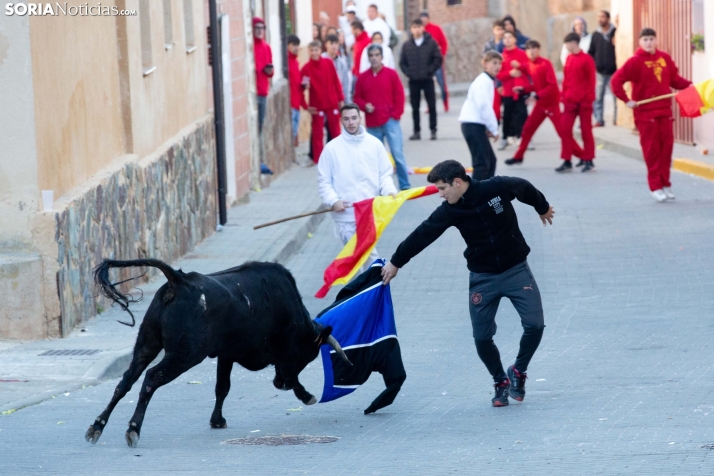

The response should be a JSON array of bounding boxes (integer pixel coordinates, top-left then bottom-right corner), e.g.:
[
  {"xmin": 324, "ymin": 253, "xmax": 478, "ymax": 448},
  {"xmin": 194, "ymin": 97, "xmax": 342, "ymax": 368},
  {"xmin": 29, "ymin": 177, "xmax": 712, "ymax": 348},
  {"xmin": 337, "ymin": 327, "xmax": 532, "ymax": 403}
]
[{"xmin": 94, "ymin": 259, "xmax": 183, "ymax": 327}]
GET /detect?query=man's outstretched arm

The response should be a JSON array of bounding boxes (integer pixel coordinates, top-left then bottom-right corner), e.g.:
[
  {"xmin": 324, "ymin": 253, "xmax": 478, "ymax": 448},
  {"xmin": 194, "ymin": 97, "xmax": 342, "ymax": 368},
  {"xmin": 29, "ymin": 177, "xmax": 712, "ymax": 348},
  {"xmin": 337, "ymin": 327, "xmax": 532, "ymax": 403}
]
[{"xmin": 501, "ymin": 176, "xmax": 554, "ymax": 227}]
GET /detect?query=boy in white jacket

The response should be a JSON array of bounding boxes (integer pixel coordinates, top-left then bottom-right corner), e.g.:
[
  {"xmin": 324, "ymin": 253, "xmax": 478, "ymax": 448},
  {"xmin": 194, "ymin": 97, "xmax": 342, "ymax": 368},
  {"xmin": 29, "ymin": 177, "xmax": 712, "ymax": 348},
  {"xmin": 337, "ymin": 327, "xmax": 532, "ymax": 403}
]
[
  {"xmin": 458, "ymin": 51, "xmax": 502, "ymax": 180},
  {"xmin": 318, "ymin": 104, "xmax": 397, "ymax": 264}
]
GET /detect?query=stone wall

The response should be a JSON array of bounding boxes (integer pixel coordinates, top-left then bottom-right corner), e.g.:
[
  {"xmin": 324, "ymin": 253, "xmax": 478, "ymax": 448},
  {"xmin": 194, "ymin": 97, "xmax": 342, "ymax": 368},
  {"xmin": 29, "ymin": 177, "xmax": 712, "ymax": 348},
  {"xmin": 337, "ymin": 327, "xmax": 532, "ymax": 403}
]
[
  {"xmin": 260, "ymin": 79, "xmax": 295, "ymax": 185},
  {"xmin": 53, "ymin": 117, "xmax": 217, "ymax": 334},
  {"xmin": 442, "ymin": 17, "xmax": 498, "ymax": 84}
]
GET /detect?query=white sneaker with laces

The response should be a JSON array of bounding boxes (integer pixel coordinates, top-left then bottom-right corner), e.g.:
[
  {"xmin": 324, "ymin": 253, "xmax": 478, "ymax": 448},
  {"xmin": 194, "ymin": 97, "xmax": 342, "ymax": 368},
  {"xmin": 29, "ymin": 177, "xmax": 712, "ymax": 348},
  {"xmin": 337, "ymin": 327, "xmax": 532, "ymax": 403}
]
[
  {"xmin": 663, "ymin": 187, "xmax": 675, "ymax": 200},
  {"xmin": 497, "ymin": 139, "xmax": 508, "ymax": 150},
  {"xmin": 507, "ymin": 137, "xmax": 517, "ymax": 146},
  {"xmin": 651, "ymin": 189, "xmax": 667, "ymax": 202}
]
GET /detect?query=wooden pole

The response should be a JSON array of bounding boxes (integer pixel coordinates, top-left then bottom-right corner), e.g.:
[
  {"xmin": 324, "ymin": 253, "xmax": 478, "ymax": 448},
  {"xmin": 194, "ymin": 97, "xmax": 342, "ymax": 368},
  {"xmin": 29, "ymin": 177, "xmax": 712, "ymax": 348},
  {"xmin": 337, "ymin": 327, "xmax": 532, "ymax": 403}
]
[
  {"xmin": 253, "ymin": 205, "xmax": 352, "ymax": 230},
  {"xmin": 635, "ymin": 92, "xmax": 677, "ymax": 106}
]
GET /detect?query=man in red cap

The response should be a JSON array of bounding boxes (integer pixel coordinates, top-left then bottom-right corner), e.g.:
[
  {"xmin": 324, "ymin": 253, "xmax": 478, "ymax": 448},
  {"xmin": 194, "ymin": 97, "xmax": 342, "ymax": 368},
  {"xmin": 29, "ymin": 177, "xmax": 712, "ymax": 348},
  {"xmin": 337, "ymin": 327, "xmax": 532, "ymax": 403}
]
[
  {"xmin": 611, "ymin": 28, "xmax": 691, "ymax": 202},
  {"xmin": 420, "ymin": 11, "xmax": 449, "ymax": 112},
  {"xmin": 253, "ymin": 17, "xmax": 273, "ymax": 134}
]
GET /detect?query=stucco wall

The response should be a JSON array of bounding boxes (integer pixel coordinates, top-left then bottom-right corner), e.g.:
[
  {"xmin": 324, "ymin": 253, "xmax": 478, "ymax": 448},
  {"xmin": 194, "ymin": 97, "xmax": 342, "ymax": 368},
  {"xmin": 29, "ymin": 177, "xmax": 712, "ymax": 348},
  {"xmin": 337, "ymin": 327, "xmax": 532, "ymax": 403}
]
[
  {"xmin": 442, "ymin": 18, "xmax": 496, "ymax": 84},
  {"xmin": 261, "ymin": 80, "xmax": 296, "ymax": 181}
]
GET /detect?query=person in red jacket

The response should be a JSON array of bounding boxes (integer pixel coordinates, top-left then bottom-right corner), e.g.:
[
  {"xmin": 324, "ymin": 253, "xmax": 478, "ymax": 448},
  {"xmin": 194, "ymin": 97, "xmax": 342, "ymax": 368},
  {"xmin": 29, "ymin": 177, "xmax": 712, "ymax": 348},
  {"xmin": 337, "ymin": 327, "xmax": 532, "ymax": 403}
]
[
  {"xmin": 253, "ymin": 17, "xmax": 273, "ymax": 134},
  {"xmin": 557, "ymin": 32, "xmax": 596, "ymax": 173},
  {"xmin": 496, "ymin": 30, "xmax": 530, "ymax": 151},
  {"xmin": 505, "ymin": 39, "xmax": 583, "ymax": 165},
  {"xmin": 351, "ymin": 21, "xmax": 371, "ymax": 88},
  {"xmin": 301, "ymin": 40, "xmax": 345, "ymax": 164},
  {"xmin": 353, "ymin": 44, "xmax": 410, "ymax": 190},
  {"xmin": 287, "ymin": 34, "xmax": 301, "ymax": 147},
  {"xmin": 420, "ymin": 11, "xmax": 450, "ymax": 112},
  {"xmin": 611, "ymin": 28, "xmax": 692, "ymax": 202}
]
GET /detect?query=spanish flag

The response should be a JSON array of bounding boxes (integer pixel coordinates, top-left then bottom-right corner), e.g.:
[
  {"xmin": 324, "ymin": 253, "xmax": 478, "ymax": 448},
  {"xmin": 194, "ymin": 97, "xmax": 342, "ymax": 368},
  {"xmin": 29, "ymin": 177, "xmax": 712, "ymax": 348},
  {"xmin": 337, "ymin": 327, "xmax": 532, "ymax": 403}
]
[
  {"xmin": 315, "ymin": 185, "xmax": 438, "ymax": 298},
  {"xmin": 676, "ymin": 80, "xmax": 714, "ymax": 118}
]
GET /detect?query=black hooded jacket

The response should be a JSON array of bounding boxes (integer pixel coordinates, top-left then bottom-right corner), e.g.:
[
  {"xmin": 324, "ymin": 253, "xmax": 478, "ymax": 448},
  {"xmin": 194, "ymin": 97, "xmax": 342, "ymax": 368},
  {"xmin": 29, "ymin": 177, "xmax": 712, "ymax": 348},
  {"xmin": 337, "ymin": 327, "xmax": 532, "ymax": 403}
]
[
  {"xmin": 390, "ymin": 176, "xmax": 550, "ymax": 274},
  {"xmin": 399, "ymin": 32, "xmax": 443, "ymax": 82}
]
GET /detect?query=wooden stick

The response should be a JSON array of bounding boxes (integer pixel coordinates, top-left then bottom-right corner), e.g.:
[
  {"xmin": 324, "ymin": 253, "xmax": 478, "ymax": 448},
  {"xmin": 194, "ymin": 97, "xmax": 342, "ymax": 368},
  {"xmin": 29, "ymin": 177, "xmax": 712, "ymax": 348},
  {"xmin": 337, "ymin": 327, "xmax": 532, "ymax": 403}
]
[
  {"xmin": 253, "ymin": 205, "xmax": 352, "ymax": 230},
  {"xmin": 635, "ymin": 92, "xmax": 677, "ymax": 106}
]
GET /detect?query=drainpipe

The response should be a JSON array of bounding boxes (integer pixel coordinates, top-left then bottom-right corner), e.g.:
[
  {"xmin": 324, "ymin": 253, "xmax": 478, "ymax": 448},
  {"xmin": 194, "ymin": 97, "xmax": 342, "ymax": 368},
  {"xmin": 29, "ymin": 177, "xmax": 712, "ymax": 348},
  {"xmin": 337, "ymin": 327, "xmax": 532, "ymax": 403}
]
[{"xmin": 208, "ymin": 0, "xmax": 228, "ymax": 226}]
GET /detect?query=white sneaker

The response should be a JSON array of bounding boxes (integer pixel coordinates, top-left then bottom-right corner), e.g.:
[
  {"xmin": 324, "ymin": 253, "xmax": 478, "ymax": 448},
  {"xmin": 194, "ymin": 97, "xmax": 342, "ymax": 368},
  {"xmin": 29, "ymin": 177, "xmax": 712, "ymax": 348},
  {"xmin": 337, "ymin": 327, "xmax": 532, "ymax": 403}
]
[
  {"xmin": 663, "ymin": 187, "xmax": 675, "ymax": 200},
  {"xmin": 651, "ymin": 189, "xmax": 667, "ymax": 202},
  {"xmin": 527, "ymin": 143, "xmax": 536, "ymax": 150},
  {"xmin": 507, "ymin": 137, "xmax": 518, "ymax": 146},
  {"xmin": 497, "ymin": 139, "xmax": 508, "ymax": 150}
]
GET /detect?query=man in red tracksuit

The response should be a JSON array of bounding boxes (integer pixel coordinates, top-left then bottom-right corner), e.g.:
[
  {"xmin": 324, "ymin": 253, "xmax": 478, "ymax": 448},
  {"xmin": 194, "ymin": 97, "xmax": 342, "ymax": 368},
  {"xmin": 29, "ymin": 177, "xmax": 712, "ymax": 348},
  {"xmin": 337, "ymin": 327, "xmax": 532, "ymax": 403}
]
[
  {"xmin": 496, "ymin": 30, "xmax": 531, "ymax": 150},
  {"xmin": 420, "ymin": 11, "xmax": 450, "ymax": 112},
  {"xmin": 351, "ymin": 21, "xmax": 371, "ymax": 85},
  {"xmin": 505, "ymin": 40, "xmax": 583, "ymax": 166},
  {"xmin": 287, "ymin": 35, "xmax": 302, "ymax": 147},
  {"xmin": 557, "ymin": 32, "xmax": 596, "ymax": 173},
  {"xmin": 253, "ymin": 17, "xmax": 274, "ymax": 134},
  {"xmin": 611, "ymin": 28, "xmax": 692, "ymax": 202},
  {"xmin": 301, "ymin": 40, "xmax": 345, "ymax": 164}
]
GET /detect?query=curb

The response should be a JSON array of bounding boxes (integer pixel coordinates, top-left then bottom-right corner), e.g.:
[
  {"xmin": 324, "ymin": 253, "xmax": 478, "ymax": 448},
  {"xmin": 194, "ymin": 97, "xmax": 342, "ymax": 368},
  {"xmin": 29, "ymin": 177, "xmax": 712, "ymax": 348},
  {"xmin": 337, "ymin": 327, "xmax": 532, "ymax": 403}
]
[{"xmin": 673, "ymin": 158, "xmax": 714, "ymax": 181}]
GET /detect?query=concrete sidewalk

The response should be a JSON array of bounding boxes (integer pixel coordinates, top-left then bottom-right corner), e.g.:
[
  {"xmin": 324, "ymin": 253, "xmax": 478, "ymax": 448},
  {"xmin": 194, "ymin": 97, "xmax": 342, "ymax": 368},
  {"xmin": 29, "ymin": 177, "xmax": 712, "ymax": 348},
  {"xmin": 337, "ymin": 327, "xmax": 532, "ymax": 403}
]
[{"xmin": 0, "ymin": 148, "xmax": 326, "ymax": 414}]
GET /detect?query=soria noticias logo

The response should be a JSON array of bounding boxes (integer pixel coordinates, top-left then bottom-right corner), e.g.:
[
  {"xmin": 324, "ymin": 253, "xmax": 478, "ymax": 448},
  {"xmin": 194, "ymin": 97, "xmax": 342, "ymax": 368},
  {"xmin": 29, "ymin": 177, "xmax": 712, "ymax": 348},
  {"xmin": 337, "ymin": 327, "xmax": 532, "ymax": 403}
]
[{"xmin": 5, "ymin": 3, "xmax": 137, "ymax": 16}]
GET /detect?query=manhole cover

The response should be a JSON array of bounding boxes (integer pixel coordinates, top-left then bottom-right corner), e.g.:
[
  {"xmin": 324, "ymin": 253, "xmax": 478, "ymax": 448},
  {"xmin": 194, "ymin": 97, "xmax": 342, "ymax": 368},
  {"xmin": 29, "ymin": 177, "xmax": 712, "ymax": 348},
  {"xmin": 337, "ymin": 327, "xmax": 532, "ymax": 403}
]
[
  {"xmin": 38, "ymin": 349, "xmax": 101, "ymax": 356},
  {"xmin": 701, "ymin": 444, "xmax": 714, "ymax": 450},
  {"xmin": 223, "ymin": 435, "xmax": 339, "ymax": 446}
]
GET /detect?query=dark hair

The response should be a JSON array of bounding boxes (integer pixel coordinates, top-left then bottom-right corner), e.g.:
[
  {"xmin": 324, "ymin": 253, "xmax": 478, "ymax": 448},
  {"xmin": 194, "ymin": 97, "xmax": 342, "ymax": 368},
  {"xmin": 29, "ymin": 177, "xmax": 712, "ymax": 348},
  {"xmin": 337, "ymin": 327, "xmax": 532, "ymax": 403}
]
[
  {"xmin": 502, "ymin": 14, "xmax": 516, "ymax": 29},
  {"xmin": 525, "ymin": 39, "xmax": 540, "ymax": 49},
  {"xmin": 287, "ymin": 34, "xmax": 300, "ymax": 46},
  {"xmin": 502, "ymin": 30, "xmax": 516, "ymax": 39},
  {"xmin": 369, "ymin": 4, "xmax": 378, "ymax": 10},
  {"xmin": 325, "ymin": 34, "xmax": 339, "ymax": 44},
  {"xmin": 367, "ymin": 44, "xmax": 383, "ymax": 55},
  {"xmin": 340, "ymin": 103, "xmax": 361, "ymax": 115},
  {"xmin": 640, "ymin": 27, "xmax": 656, "ymax": 38},
  {"xmin": 371, "ymin": 31, "xmax": 383, "ymax": 40},
  {"xmin": 351, "ymin": 20, "xmax": 365, "ymax": 31},
  {"xmin": 326, "ymin": 26, "xmax": 338, "ymax": 36},
  {"xmin": 419, "ymin": 10, "xmax": 429, "ymax": 18},
  {"xmin": 600, "ymin": 9, "xmax": 610, "ymax": 19},
  {"xmin": 493, "ymin": 19, "xmax": 505, "ymax": 28},
  {"xmin": 411, "ymin": 18, "xmax": 424, "ymax": 27},
  {"xmin": 427, "ymin": 160, "xmax": 469, "ymax": 185},
  {"xmin": 564, "ymin": 32, "xmax": 581, "ymax": 44}
]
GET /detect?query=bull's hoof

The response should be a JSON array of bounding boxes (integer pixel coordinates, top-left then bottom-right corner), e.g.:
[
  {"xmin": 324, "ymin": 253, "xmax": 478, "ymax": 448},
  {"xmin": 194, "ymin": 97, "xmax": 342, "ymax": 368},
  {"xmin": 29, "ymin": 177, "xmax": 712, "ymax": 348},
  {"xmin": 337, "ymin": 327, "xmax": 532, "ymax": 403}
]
[
  {"xmin": 210, "ymin": 417, "xmax": 227, "ymax": 429},
  {"xmin": 85, "ymin": 425, "xmax": 103, "ymax": 444},
  {"xmin": 273, "ymin": 376, "xmax": 288, "ymax": 391},
  {"xmin": 125, "ymin": 429, "xmax": 140, "ymax": 448},
  {"xmin": 304, "ymin": 395, "xmax": 317, "ymax": 405}
]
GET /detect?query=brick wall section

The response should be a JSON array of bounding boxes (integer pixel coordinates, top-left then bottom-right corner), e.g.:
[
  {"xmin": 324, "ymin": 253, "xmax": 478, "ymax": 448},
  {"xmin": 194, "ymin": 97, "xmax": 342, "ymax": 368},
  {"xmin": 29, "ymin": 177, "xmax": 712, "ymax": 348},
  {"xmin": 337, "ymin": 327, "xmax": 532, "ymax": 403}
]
[{"xmin": 423, "ymin": 0, "xmax": 488, "ymax": 25}]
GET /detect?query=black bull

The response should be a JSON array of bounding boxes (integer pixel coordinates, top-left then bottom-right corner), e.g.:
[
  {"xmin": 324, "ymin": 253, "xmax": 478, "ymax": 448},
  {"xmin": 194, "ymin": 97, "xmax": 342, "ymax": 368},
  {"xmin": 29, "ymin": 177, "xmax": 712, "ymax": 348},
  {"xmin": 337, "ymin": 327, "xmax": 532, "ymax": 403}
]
[{"xmin": 85, "ymin": 259, "xmax": 351, "ymax": 448}]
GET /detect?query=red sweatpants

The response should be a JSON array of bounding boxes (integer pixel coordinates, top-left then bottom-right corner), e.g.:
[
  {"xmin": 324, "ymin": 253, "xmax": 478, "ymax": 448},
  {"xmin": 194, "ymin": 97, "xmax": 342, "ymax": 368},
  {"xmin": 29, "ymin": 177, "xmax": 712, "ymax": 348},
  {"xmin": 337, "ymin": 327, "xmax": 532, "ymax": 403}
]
[
  {"xmin": 561, "ymin": 102, "xmax": 595, "ymax": 161},
  {"xmin": 311, "ymin": 108, "xmax": 341, "ymax": 163},
  {"xmin": 513, "ymin": 103, "xmax": 583, "ymax": 160},
  {"xmin": 635, "ymin": 115, "xmax": 674, "ymax": 191}
]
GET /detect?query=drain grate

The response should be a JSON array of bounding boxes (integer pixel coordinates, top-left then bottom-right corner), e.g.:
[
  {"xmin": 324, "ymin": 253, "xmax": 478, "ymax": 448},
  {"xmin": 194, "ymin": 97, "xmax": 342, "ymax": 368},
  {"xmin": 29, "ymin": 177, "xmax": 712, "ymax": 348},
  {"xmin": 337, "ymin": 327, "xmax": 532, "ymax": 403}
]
[
  {"xmin": 224, "ymin": 435, "xmax": 339, "ymax": 446},
  {"xmin": 38, "ymin": 349, "xmax": 101, "ymax": 356}
]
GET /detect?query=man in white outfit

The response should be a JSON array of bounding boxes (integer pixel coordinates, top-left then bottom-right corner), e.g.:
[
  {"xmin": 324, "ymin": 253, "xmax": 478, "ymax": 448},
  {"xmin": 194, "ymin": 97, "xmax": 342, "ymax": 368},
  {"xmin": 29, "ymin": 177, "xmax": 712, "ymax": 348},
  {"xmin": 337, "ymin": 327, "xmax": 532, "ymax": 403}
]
[
  {"xmin": 363, "ymin": 4, "xmax": 392, "ymax": 46},
  {"xmin": 318, "ymin": 104, "xmax": 397, "ymax": 266}
]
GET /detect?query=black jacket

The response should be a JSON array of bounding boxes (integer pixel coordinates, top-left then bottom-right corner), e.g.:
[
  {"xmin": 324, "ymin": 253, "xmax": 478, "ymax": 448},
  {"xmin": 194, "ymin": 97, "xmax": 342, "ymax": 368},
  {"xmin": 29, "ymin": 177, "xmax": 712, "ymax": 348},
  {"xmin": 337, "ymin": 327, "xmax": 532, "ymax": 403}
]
[
  {"xmin": 588, "ymin": 27, "xmax": 617, "ymax": 74},
  {"xmin": 399, "ymin": 32, "xmax": 443, "ymax": 82},
  {"xmin": 390, "ymin": 176, "xmax": 550, "ymax": 274}
]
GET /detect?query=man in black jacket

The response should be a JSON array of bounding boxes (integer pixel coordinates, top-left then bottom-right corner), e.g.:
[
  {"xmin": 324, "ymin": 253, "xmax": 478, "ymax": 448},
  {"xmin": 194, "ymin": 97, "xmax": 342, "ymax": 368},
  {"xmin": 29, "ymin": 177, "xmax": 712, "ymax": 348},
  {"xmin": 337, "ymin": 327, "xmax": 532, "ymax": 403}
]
[
  {"xmin": 399, "ymin": 18, "xmax": 442, "ymax": 141},
  {"xmin": 588, "ymin": 10, "xmax": 617, "ymax": 127},
  {"xmin": 381, "ymin": 160, "xmax": 555, "ymax": 408}
]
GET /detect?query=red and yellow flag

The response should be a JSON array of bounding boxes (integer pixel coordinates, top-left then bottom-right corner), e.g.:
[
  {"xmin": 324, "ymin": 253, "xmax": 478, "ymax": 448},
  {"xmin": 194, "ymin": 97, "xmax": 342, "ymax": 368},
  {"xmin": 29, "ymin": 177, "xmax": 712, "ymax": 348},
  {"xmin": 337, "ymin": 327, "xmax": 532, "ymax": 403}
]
[
  {"xmin": 676, "ymin": 80, "xmax": 714, "ymax": 118},
  {"xmin": 315, "ymin": 185, "xmax": 438, "ymax": 298}
]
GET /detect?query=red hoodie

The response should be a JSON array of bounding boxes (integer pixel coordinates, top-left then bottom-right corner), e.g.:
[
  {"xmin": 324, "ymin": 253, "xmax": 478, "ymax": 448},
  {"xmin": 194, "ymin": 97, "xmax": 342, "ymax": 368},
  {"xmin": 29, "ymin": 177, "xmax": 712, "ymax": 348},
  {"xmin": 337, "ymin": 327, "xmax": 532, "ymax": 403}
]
[
  {"xmin": 253, "ymin": 18, "xmax": 273, "ymax": 97},
  {"xmin": 496, "ymin": 47, "xmax": 530, "ymax": 99},
  {"xmin": 424, "ymin": 23, "xmax": 448, "ymax": 56},
  {"xmin": 526, "ymin": 56, "xmax": 559, "ymax": 107},
  {"xmin": 562, "ymin": 51, "xmax": 596, "ymax": 104},
  {"xmin": 611, "ymin": 47, "xmax": 691, "ymax": 118},
  {"xmin": 300, "ymin": 57, "xmax": 344, "ymax": 111},
  {"xmin": 352, "ymin": 31, "xmax": 371, "ymax": 75},
  {"xmin": 353, "ymin": 66, "xmax": 405, "ymax": 128},
  {"xmin": 288, "ymin": 51, "xmax": 302, "ymax": 110}
]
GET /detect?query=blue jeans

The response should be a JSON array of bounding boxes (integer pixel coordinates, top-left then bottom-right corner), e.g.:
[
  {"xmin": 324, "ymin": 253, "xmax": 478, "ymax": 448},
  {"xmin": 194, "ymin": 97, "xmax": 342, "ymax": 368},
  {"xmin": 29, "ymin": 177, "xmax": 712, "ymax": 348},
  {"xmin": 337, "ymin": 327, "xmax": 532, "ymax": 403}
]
[
  {"xmin": 291, "ymin": 108, "xmax": 300, "ymax": 141},
  {"xmin": 434, "ymin": 67, "xmax": 447, "ymax": 103},
  {"xmin": 367, "ymin": 118, "xmax": 410, "ymax": 190},
  {"xmin": 257, "ymin": 95, "xmax": 267, "ymax": 134},
  {"xmin": 593, "ymin": 73, "xmax": 617, "ymax": 125}
]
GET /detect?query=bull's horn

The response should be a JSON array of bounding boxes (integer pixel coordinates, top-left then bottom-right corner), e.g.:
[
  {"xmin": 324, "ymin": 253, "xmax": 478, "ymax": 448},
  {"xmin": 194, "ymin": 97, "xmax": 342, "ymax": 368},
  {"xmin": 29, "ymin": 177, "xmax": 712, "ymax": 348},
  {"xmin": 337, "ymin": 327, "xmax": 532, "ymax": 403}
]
[{"xmin": 326, "ymin": 335, "xmax": 352, "ymax": 366}]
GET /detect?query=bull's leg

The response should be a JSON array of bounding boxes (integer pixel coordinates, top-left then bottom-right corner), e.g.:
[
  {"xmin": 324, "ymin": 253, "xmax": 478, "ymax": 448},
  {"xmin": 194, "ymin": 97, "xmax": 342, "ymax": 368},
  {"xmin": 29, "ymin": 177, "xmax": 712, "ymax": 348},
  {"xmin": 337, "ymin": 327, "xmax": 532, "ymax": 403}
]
[
  {"xmin": 283, "ymin": 374, "xmax": 317, "ymax": 405},
  {"xmin": 85, "ymin": 330, "xmax": 162, "ymax": 444},
  {"xmin": 273, "ymin": 366, "xmax": 288, "ymax": 390},
  {"xmin": 209, "ymin": 358, "xmax": 233, "ymax": 429},
  {"xmin": 124, "ymin": 354, "xmax": 199, "ymax": 448}
]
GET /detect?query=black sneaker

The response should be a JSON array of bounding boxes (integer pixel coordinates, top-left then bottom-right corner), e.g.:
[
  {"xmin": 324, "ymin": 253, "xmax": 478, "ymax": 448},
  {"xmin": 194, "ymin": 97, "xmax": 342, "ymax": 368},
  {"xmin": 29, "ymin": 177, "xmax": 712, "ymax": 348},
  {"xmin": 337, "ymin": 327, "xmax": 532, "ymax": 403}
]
[
  {"xmin": 581, "ymin": 161, "xmax": 595, "ymax": 172},
  {"xmin": 555, "ymin": 161, "xmax": 573, "ymax": 172},
  {"xmin": 575, "ymin": 160, "xmax": 585, "ymax": 167},
  {"xmin": 430, "ymin": 131, "xmax": 437, "ymax": 141},
  {"xmin": 507, "ymin": 365, "xmax": 527, "ymax": 402},
  {"xmin": 492, "ymin": 380, "xmax": 510, "ymax": 407},
  {"xmin": 409, "ymin": 132, "xmax": 421, "ymax": 141},
  {"xmin": 505, "ymin": 158, "xmax": 523, "ymax": 166}
]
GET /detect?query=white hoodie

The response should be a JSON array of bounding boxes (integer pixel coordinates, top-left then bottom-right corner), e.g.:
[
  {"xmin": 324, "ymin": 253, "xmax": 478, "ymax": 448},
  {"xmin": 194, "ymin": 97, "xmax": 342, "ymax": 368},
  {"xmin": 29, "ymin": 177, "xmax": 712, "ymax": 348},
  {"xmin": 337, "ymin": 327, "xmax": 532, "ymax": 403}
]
[
  {"xmin": 458, "ymin": 72, "xmax": 499, "ymax": 136},
  {"xmin": 318, "ymin": 126, "xmax": 397, "ymax": 223}
]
